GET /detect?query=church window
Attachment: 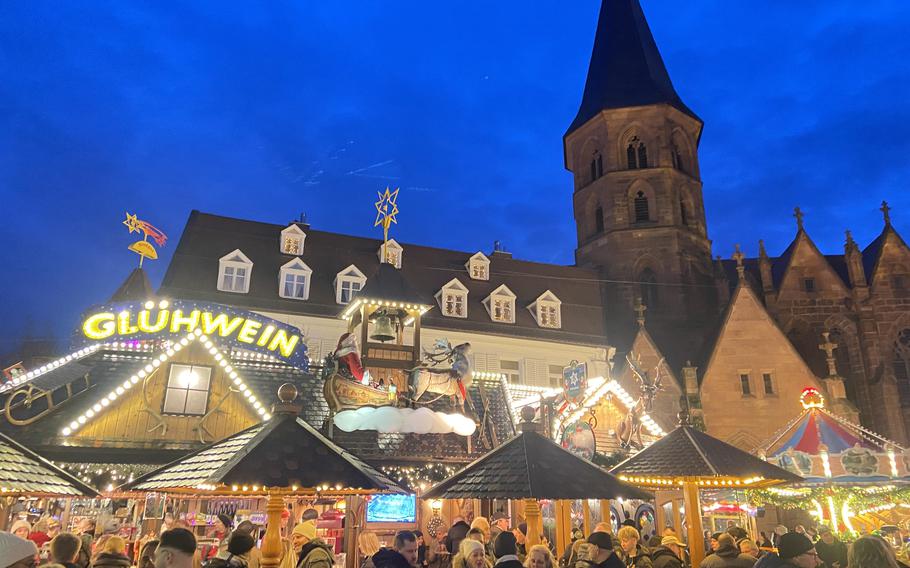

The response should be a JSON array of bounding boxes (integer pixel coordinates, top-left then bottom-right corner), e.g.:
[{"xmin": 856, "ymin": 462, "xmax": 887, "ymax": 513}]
[
  {"xmin": 589, "ymin": 152, "xmax": 604, "ymax": 183},
  {"xmin": 672, "ymin": 146, "xmax": 684, "ymax": 171},
  {"xmin": 217, "ymin": 249, "xmax": 253, "ymax": 294},
  {"xmin": 163, "ymin": 364, "xmax": 212, "ymax": 416},
  {"xmin": 638, "ymin": 144, "xmax": 648, "ymax": 168},
  {"xmin": 803, "ymin": 278, "xmax": 816, "ymax": 292},
  {"xmin": 278, "ymin": 258, "xmax": 313, "ymax": 300},
  {"xmin": 595, "ymin": 206, "xmax": 605, "ymax": 233},
  {"xmin": 627, "ymin": 144, "xmax": 637, "ymax": 170},
  {"xmin": 634, "ymin": 191, "xmax": 650, "ymax": 223},
  {"xmin": 639, "ymin": 268, "xmax": 658, "ymax": 308},
  {"xmin": 740, "ymin": 373, "xmax": 752, "ymax": 396},
  {"xmin": 894, "ymin": 329, "xmax": 910, "ymax": 406},
  {"xmin": 762, "ymin": 373, "xmax": 774, "ymax": 395}
]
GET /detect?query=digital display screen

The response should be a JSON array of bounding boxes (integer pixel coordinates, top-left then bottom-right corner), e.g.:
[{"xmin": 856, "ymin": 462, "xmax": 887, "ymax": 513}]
[{"xmin": 366, "ymin": 494, "xmax": 417, "ymax": 524}]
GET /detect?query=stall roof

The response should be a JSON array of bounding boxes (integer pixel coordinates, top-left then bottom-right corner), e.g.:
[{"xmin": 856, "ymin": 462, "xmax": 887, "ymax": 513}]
[
  {"xmin": 422, "ymin": 429, "xmax": 651, "ymax": 500},
  {"xmin": 0, "ymin": 431, "xmax": 98, "ymax": 496}
]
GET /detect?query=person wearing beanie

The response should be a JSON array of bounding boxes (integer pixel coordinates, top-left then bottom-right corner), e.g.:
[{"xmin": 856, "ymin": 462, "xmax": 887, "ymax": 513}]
[
  {"xmin": 221, "ymin": 523, "xmax": 261, "ymax": 568},
  {"xmin": 0, "ymin": 532, "xmax": 39, "ymax": 568},
  {"xmin": 291, "ymin": 520, "xmax": 333, "ymax": 568},
  {"xmin": 650, "ymin": 536, "xmax": 684, "ymax": 568},
  {"xmin": 492, "ymin": 532, "xmax": 523, "ymax": 568},
  {"xmin": 155, "ymin": 528, "xmax": 197, "ymax": 568},
  {"xmin": 205, "ymin": 533, "xmax": 256, "ymax": 568},
  {"xmin": 455, "ymin": 538, "xmax": 491, "ymax": 568},
  {"xmin": 513, "ymin": 524, "xmax": 528, "ymax": 562},
  {"xmin": 10, "ymin": 520, "xmax": 32, "ymax": 540},
  {"xmin": 753, "ymin": 532, "xmax": 818, "ymax": 568},
  {"xmin": 576, "ymin": 532, "xmax": 622, "ymax": 568},
  {"xmin": 698, "ymin": 534, "xmax": 754, "ymax": 568}
]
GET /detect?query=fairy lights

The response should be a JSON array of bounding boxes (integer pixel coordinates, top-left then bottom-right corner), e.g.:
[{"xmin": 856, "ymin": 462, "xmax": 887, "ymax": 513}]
[
  {"xmin": 0, "ymin": 344, "xmax": 101, "ymax": 394},
  {"xmin": 553, "ymin": 377, "xmax": 665, "ymax": 440},
  {"xmin": 60, "ymin": 330, "xmax": 270, "ymax": 437},
  {"xmin": 618, "ymin": 475, "xmax": 765, "ymax": 487}
]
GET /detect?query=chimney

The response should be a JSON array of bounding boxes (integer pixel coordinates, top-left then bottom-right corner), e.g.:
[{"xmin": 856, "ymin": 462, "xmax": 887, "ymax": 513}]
[
  {"xmin": 491, "ymin": 240, "xmax": 512, "ymax": 259},
  {"xmin": 294, "ymin": 212, "xmax": 311, "ymax": 230}
]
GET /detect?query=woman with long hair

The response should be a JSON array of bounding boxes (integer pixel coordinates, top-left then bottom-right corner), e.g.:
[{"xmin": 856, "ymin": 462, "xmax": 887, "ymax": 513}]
[
  {"xmin": 848, "ymin": 535, "xmax": 902, "ymax": 568},
  {"xmin": 524, "ymin": 545, "xmax": 555, "ymax": 568},
  {"xmin": 358, "ymin": 531, "xmax": 381, "ymax": 568}
]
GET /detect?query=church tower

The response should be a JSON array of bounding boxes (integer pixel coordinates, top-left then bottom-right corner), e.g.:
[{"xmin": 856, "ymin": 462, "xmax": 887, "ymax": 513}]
[{"xmin": 564, "ymin": 0, "xmax": 715, "ymax": 324}]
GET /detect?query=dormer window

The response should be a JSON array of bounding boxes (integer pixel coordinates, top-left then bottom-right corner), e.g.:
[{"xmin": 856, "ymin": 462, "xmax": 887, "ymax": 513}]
[
  {"xmin": 483, "ymin": 285, "xmax": 516, "ymax": 323},
  {"xmin": 378, "ymin": 239, "xmax": 403, "ymax": 269},
  {"xmin": 436, "ymin": 278, "xmax": 468, "ymax": 318},
  {"xmin": 334, "ymin": 264, "xmax": 367, "ymax": 305},
  {"xmin": 528, "ymin": 291, "xmax": 562, "ymax": 329},
  {"xmin": 466, "ymin": 252, "xmax": 490, "ymax": 281},
  {"xmin": 217, "ymin": 249, "xmax": 253, "ymax": 294},
  {"xmin": 279, "ymin": 258, "xmax": 313, "ymax": 300},
  {"xmin": 280, "ymin": 225, "xmax": 307, "ymax": 256}
]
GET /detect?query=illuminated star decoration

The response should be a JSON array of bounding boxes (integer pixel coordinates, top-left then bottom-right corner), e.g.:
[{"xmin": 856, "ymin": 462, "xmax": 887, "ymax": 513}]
[
  {"xmin": 122, "ymin": 212, "xmax": 168, "ymax": 267},
  {"xmin": 123, "ymin": 213, "xmax": 142, "ymax": 234},
  {"xmin": 374, "ymin": 187, "xmax": 400, "ymax": 229}
]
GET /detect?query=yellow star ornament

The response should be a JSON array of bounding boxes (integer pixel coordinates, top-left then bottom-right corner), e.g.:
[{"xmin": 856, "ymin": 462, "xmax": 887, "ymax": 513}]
[
  {"xmin": 374, "ymin": 187, "xmax": 400, "ymax": 228},
  {"xmin": 122, "ymin": 212, "xmax": 142, "ymax": 234}
]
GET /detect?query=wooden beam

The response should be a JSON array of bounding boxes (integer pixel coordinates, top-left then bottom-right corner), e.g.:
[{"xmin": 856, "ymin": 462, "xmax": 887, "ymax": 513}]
[
  {"xmin": 682, "ymin": 481, "xmax": 704, "ymax": 568},
  {"xmin": 524, "ymin": 498, "xmax": 541, "ymax": 547},
  {"xmin": 260, "ymin": 493, "xmax": 284, "ymax": 568}
]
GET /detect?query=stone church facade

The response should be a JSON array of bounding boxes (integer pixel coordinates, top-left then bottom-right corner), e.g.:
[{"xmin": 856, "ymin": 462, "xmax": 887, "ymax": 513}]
[{"xmin": 157, "ymin": 0, "xmax": 910, "ymax": 450}]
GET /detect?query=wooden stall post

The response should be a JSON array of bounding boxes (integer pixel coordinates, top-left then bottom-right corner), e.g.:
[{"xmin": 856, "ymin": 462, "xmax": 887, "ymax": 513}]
[
  {"xmin": 599, "ymin": 500, "xmax": 610, "ymax": 530},
  {"xmin": 261, "ymin": 492, "xmax": 285, "ymax": 568},
  {"xmin": 682, "ymin": 481, "xmax": 703, "ymax": 568},
  {"xmin": 554, "ymin": 501, "xmax": 568, "ymax": 557},
  {"xmin": 582, "ymin": 500, "xmax": 591, "ymax": 537},
  {"xmin": 524, "ymin": 499, "xmax": 541, "ymax": 547}
]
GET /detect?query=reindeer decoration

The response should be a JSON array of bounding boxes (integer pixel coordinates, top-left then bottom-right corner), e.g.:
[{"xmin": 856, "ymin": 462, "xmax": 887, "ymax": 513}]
[
  {"xmin": 615, "ymin": 353, "xmax": 664, "ymax": 450},
  {"xmin": 407, "ymin": 339, "xmax": 473, "ymax": 413}
]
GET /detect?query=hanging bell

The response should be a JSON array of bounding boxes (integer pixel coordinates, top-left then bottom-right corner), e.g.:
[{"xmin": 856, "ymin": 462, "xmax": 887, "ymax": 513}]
[{"xmin": 370, "ymin": 315, "xmax": 396, "ymax": 343}]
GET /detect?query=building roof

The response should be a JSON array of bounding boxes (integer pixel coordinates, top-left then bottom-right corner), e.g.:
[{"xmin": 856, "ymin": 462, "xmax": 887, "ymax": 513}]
[
  {"xmin": 760, "ymin": 406, "xmax": 904, "ymax": 458},
  {"xmin": 0, "ymin": 430, "xmax": 98, "ymax": 496},
  {"xmin": 110, "ymin": 268, "xmax": 156, "ymax": 302},
  {"xmin": 611, "ymin": 425, "xmax": 802, "ymax": 484},
  {"xmin": 566, "ymin": 0, "xmax": 700, "ymax": 135},
  {"xmin": 160, "ymin": 211, "xmax": 608, "ymax": 346},
  {"xmin": 128, "ymin": 411, "xmax": 406, "ymax": 493},
  {"xmin": 422, "ymin": 429, "xmax": 651, "ymax": 500}
]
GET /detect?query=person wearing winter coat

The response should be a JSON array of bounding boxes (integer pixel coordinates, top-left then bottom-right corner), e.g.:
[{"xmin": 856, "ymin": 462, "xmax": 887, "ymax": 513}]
[
  {"xmin": 446, "ymin": 520, "xmax": 472, "ymax": 556},
  {"xmin": 373, "ymin": 531, "xmax": 419, "ymax": 568},
  {"xmin": 206, "ymin": 533, "xmax": 255, "ymax": 568},
  {"xmin": 649, "ymin": 537, "xmax": 684, "ymax": 568},
  {"xmin": 92, "ymin": 536, "xmax": 132, "ymax": 568},
  {"xmin": 454, "ymin": 539, "xmax": 492, "ymax": 568},
  {"xmin": 698, "ymin": 534, "xmax": 755, "ymax": 568},
  {"xmin": 813, "ymin": 526, "xmax": 845, "ymax": 568},
  {"xmin": 616, "ymin": 527, "xmax": 652, "ymax": 568},
  {"xmin": 292, "ymin": 521, "xmax": 334, "ymax": 568},
  {"xmin": 0, "ymin": 532, "xmax": 39, "ymax": 568}
]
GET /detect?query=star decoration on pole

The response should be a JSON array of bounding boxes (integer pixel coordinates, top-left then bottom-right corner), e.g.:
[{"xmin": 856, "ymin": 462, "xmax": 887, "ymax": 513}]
[
  {"xmin": 122, "ymin": 212, "xmax": 168, "ymax": 268},
  {"xmin": 123, "ymin": 213, "xmax": 142, "ymax": 234},
  {"xmin": 374, "ymin": 187, "xmax": 400, "ymax": 264}
]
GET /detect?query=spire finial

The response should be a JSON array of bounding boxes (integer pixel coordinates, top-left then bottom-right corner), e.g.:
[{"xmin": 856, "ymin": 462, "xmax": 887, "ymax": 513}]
[
  {"xmin": 845, "ymin": 230, "xmax": 858, "ymax": 253},
  {"xmin": 881, "ymin": 200, "xmax": 892, "ymax": 226},
  {"xmin": 758, "ymin": 239, "xmax": 768, "ymax": 260},
  {"xmin": 818, "ymin": 331, "xmax": 839, "ymax": 378},
  {"xmin": 634, "ymin": 297, "xmax": 647, "ymax": 327},
  {"xmin": 732, "ymin": 244, "xmax": 745, "ymax": 280},
  {"xmin": 794, "ymin": 207, "xmax": 805, "ymax": 231}
]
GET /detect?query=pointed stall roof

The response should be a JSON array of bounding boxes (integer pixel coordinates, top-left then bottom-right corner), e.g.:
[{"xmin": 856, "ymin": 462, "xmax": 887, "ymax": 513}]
[
  {"xmin": 0, "ymin": 430, "xmax": 98, "ymax": 496},
  {"xmin": 356, "ymin": 262, "xmax": 431, "ymax": 307},
  {"xmin": 567, "ymin": 0, "xmax": 700, "ymax": 135},
  {"xmin": 422, "ymin": 430, "xmax": 651, "ymax": 500},
  {"xmin": 126, "ymin": 407, "xmax": 406, "ymax": 493},
  {"xmin": 110, "ymin": 268, "xmax": 155, "ymax": 302},
  {"xmin": 611, "ymin": 425, "xmax": 802, "ymax": 485}
]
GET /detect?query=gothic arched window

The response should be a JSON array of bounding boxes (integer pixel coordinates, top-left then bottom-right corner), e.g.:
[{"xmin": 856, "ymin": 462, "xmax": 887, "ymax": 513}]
[
  {"xmin": 590, "ymin": 151, "xmax": 604, "ymax": 183},
  {"xmin": 626, "ymin": 136, "xmax": 648, "ymax": 169},
  {"xmin": 634, "ymin": 191, "xmax": 650, "ymax": 223},
  {"xmin": 595, "ymin": 206, "xmax": 604, "ymax": 234},
  {"xmin": 894, "ymin": 328, "xmax": 910, "ymax": 406},
  {"xmin": 640, "ymin": 268, "xmax": 658, "ymax": 308}
]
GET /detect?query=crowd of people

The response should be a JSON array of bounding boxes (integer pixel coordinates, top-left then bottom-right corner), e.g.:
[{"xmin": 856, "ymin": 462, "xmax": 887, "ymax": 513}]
[{"xmin": 3, "ymin": 516, "xmax": 909, "ymax": 568}]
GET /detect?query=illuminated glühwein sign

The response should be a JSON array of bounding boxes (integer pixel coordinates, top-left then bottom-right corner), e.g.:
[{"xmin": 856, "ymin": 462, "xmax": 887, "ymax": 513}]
[{"xmin": 77, "ymin": 299, "xmax": 308, "ymax": 369}]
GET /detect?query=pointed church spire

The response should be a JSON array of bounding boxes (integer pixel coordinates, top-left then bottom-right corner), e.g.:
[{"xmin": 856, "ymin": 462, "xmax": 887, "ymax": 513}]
[
  {"xmin": 566, "ymin": 0, "xmax": 700, "ymax": 135},
  {"xmin": 881, "ymin": 200, "xmax": 892, "ymax": 226},
  {"xmin": 793, "ymin": 206, "xmax": 805, "ymax": 232}
]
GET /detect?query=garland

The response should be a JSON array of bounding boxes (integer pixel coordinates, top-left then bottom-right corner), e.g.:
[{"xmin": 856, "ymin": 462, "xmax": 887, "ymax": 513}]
[{"xmin": 746, "ymin": 484, "xmax": 910, "ymax": 512}]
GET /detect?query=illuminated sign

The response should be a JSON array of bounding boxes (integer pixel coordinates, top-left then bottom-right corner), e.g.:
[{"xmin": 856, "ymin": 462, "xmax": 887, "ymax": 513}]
[{"xmin": 77, "ymin": 300, "xmax": 308, "ymax": 369}]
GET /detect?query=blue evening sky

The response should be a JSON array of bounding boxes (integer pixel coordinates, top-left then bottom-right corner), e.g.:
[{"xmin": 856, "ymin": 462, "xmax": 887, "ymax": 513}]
[{"xmin": 1, "ymin": 1, "xmax": 909, "ymax": 352}]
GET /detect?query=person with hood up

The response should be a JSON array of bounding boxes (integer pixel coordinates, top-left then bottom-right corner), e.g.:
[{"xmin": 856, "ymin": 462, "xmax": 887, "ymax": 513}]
[
  {"xmin": 616, "ymin": 526, "xmax": 652, "ymax": 568},
  {"xmin": 649, "ymin": 537, "xmax": 684, "ymax": 568},
  {"xmin": 754, "ymin": 532, "xmax": 819, "ymax": 568},
  {"xmin": 205, "ymin": 533, "xmax": 255, "ymax": 568},
  {"xmin": 373, "ymin": 531, "xmax": 418, "ymax": 568},
  {"xmin": 92, "ymin": 536, "xmax": 132, "ymax": 568},
  {"xmin": 698, "ymin": 534, "xmax": 754, "ymax": 568},
  {"xmin": 455, "ymin": 539, "xmax": 491, "ymax": 568},
  {"xmin": 491, "ymin": 532, "xmax": 523, "ymax": 568},
  {"xmin": 291, "ymin": 521, "xmax": 334, "ymax": 568},
  {"xmin": 1, "ymin": 532, "xmax": 38, "ymax": 568},
  {"xmin": 574, "ymin": 532, "xmax": 622, "ymax": 568}
]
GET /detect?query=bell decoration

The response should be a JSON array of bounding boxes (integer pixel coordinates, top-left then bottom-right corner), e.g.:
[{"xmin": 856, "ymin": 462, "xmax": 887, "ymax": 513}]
[{"xmin": 370, "ymin": 314, "xmax": 396, "ymax": 343}]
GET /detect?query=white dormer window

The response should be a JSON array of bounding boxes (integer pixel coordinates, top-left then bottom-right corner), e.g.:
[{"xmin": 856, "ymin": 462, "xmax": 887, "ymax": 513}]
[
  {"xmin": 466, "ymin": 252, "xmax": 490, "ymax": 281},
  {"xmin": 528, "ymin": 290, "xmax": 562, "ymax": 329},
  {"xmin": 280, "ymin": 225, "xmax": 307, "ymax": 256},
  {"xmin": 218, "ymin": 249, "xmax": 253, "ymax": 294},
  {"xmin": 435, "ymin": 278, "xmax": 468, "ymax": 318},
  {"xmin": 334, "ymin": 264, "xmax": 367, "ymax": 305},
  {"xmin": 279, "ymin": 258, "xmax": 313, "ymax": 300},
  {"xmin": 378, "ymin": 239, "xmax": 403, "ymax": 269},
  {"xmin": 483, "ymin": 284, "xmax": 516, "ymax": 323}
]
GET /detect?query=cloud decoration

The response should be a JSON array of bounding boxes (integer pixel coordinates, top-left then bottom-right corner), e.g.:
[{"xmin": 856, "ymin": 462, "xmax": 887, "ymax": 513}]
[{"xmin": 333, "ymin": 406, "xmax": 476, "ymax": 437}]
